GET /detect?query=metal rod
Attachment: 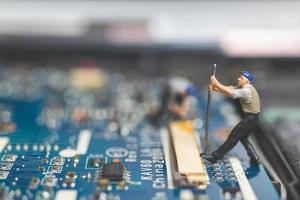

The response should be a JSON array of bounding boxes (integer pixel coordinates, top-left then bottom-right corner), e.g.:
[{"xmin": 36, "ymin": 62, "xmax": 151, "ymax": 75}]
[{"xmin": 204, "ymin": 64, "xmax": 217, "ymax": 152}]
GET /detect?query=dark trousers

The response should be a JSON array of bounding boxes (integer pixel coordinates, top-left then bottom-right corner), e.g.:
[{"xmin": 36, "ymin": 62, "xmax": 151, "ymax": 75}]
[{"xmin": 213, "ymin": 113, "xmax": 260, "ymax": 160}]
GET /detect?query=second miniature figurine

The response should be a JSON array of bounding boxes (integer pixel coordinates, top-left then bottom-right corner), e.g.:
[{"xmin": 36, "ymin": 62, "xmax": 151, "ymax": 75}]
[{"xmin": 200, "ymin": 70, "xmax": 261, "ymax": 165}]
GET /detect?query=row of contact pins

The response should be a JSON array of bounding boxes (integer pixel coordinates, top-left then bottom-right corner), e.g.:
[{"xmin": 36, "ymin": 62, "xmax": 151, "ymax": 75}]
[{"xmin": 6, "ymin": 144, "xmax": 60, "ymax": 152}]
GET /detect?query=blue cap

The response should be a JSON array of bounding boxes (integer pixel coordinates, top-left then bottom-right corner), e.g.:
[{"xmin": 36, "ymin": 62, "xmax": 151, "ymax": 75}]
[
  {"xmin": 186, "ymin": 84, "xmax": 197, "ymax": 96},
  {"xmin": 240, "ymin": 70, "xmax": 253, "ymax": 81}
]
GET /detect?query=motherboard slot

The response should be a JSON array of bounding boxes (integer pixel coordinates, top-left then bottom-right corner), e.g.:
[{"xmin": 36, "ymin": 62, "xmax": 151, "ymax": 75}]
[{"xmin": 167, "ymin": 120, "xmax": 208, "ymax": 188}]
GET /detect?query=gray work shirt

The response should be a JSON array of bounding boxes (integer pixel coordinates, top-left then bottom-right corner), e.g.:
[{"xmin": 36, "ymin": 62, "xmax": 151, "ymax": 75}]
[{"xmin": 231, "ymin": 84, "xmax": 252, "ymax": 103}]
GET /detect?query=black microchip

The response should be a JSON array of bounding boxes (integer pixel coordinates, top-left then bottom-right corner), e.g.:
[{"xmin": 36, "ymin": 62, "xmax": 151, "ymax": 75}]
[{"xmin": 102, "ymin": 163, "xmax": 123, "ymax": 181}]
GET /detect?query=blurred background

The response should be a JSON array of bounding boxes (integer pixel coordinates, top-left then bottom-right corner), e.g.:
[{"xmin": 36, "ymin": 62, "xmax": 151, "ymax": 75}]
[
  {"xmin": 0, "ymin": 1, "xmax": 300, "ymax": 106},
  {"xmin": 0, "ymin": 0, "xmax": 300, "ymax": 198}
]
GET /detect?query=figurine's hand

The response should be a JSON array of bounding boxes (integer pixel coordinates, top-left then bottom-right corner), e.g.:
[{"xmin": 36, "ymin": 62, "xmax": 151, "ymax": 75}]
[
  {"xmin": 208, "ymin": 84, "xmax": 214, "ymax": 92},
  {"xmin": 210, "ymin": 75, "xmax": 219, "ymax": 87}
]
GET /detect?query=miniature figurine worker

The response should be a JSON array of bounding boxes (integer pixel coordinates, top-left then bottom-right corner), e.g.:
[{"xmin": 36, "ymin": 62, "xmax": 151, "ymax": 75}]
[
  {"xmin": 153, "ymin": 77, "xmax": 196, "ymax": 123},
  {"xmin": 200, "ymin": 70, "xmax": 261, "ymax": 165}
]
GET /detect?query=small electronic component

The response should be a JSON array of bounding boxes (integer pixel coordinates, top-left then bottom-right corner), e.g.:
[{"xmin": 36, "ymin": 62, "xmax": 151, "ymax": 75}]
[
  {"xmin": 48, "ymin": 165, "xmax": 63, "ymax": 173},
  {"xmin": 96, "ymin": 178, "xmax": 110, "ymax": 190},
  {"xmin": 35, "ymin": 190, "xmax": 54, "ymax": 200},
  {"xmin": 0, "ymin": 162, "xmax": 13, "ymax": 170},
  {"xmin": 29, "ymin": 177, "xmax": 40, "ymax": 190},
  {"xmin": 71, "ymin": 107, "xmax": 89, "ymax": 123},
  {"xmin": 1, "ymin": 154, "xmax": 17, "ymax": 162},
  {"xmin": 88, "ymin": 157, "xmax": 105, "ymax": 168},
  {"xmin": 66, "ymin": 171, "xmax": 78, "ymax": 179},
  {"xmin": 50, "ymin": 156, "xmax": 65, "ymax": 165},
  {"xmin": 63, "ymin": 178, "xmax": 76, "ymax": 188},
  {"xmin": 62, "ymin": 172, "xmax": 78, "ymax": 188},
  {"xmin": 43, "ymin": 175, "xmax": 57, "ymax": 187},
  {"xmin": 0, "ymin": 107, "xmax": 16, "ymax": 134},
  {"xmin": 0, "ymin": 171, "xmax": 9, "ymax": 179},
  {"xmin": 73, "ymin": 155, "xmax": 80, "ymax": 165},
  {"xmin": 101, "ymin": 161, "xmax": 124, "ymax": 181},
  {"xmin": 167, "ymin": 120, "xmax": 208, "ymax": 187},
  {"xmin": 38, "ymin": 166, "xmax": 46, "ymax": 172},
  {"xmin": 116, "ymin": 180, "xmax": 127, "ymax": 190},
  {"xmin": 0, "ymin": 122, "xmax": 16, "ymax": 134},
  {"xmin": 40, "ymin": 158, "xmax": 49, "ymax": 164}
]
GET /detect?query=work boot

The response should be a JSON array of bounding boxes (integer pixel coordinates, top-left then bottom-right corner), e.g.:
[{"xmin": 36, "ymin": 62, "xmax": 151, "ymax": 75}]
[
  {"xmin": 200, "ymin": 153, "xmax": 217, "ymax": 164},
  {"xmin": 250, "ymin": 158, "xmax": 261, "ymax": 166}
]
